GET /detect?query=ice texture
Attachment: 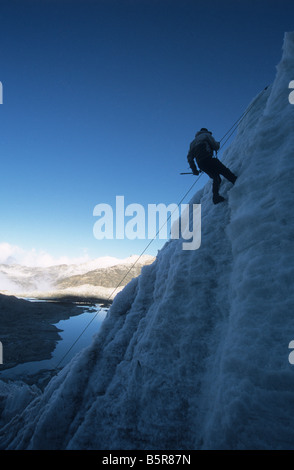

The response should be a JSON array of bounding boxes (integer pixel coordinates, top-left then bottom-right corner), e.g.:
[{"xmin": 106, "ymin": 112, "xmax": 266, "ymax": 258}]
[{"xmin": 0, "ymin": 32, "xmax": 294, "ymax": 450}]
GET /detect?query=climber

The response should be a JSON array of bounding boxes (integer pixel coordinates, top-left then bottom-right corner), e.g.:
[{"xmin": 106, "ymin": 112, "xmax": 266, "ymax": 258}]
[{"xmin": 187, "ymin": 128, "xmax": 237, "ymax": 204}]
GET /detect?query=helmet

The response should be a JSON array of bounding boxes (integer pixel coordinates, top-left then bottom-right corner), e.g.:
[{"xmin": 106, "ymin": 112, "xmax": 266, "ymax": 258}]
[{"xmin": 200, "ymin": 127, "xmax": 212, "ymax": 134}]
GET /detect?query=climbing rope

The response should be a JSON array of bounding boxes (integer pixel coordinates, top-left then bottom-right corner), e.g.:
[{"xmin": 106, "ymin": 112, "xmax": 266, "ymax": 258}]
[
  {"xmin": 54, "ymin": 172, "xmax": 201, "ymax": 369},
  {"xmin": 54, "ymin": 170, "xmax": 203, "ymax": 369},
  {"xmin": 54, "ymin": 89, "xmax": 265, "ymax": 369},
  {"xmin": 219, "ymin": 94, "xmax": 262, "ymax": 149},
  {"xmin": 182, "ymin": 88, "xmax": 266, "ymax": 175}
]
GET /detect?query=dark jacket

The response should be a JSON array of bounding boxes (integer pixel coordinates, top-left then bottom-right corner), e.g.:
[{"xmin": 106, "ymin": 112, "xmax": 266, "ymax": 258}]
[{"xmin": 187, "ymin": 130, "xmax": 220, "ymax": 171}]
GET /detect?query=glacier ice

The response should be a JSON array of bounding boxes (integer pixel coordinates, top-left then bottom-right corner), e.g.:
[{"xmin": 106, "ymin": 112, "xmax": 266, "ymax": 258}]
[{"xmin": 0, "ymin": 32, "xmax": 294, "ymax": 450}]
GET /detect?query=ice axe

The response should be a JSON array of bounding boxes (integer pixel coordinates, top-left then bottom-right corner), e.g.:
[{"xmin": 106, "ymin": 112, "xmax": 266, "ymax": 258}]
[{"xmin": 180, "ymin": 170, "xmax": 202, "ymax": 175}]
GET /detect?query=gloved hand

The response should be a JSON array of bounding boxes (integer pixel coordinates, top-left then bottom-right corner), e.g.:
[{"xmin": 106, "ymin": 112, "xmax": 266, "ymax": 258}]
[{"xmin": 192, "ymin": 169, "xmax": 199, "ymax": 176}]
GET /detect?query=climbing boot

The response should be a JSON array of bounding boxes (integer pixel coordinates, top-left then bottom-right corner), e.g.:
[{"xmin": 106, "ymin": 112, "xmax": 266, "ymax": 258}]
[{"xmin": 213, "ymin": 194, "xmax": 225, "ymax": 205}]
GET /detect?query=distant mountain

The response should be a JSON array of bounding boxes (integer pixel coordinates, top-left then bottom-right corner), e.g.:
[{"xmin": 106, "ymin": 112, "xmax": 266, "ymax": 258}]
[
  {"xmin": 0, "ymin": 255, "xmax": 155, "ymax": 302},
  {"xmin": 1, "ymin": 32, "xmax": 293, "ymax": 450},
  {"xmin": 57, "ymin": 259, "xmax": 153, "ymax": 289}
]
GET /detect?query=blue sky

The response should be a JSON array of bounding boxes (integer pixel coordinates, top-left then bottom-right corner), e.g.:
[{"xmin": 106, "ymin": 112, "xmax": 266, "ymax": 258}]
[{"xmin": 0, "ymin": 0, "xmax": 293, "ymax": 264}]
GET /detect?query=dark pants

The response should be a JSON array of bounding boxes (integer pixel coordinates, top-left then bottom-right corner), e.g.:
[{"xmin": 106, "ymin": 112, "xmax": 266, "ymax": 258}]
[{"xmin": 197, "ymin": 157, "xmax": 237, "ymax": 196}]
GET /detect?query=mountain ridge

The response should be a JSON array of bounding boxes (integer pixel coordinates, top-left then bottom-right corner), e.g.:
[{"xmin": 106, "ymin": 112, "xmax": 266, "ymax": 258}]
[
  {"xmin": 0, "ymin": 32, "xmax": 294, "ymax": 450},
  {"xmin": 0, "ymin": 254, "xmax": 155, "ymax": 301}
]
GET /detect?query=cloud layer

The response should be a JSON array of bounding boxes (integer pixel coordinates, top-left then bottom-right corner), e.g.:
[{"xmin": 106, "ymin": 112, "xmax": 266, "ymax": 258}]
[{"xmin": 0, "ymin": 242, "xmax": 90, "ymax": 267}]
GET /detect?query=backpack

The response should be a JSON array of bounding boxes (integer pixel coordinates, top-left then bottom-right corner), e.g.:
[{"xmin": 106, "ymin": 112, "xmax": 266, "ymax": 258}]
[{"xmin": 190, "ymin": 142, "xmax": 210, "ymax": 163}]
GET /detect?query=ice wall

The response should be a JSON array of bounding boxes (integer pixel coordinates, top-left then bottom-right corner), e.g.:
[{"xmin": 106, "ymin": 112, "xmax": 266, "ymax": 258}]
[{"xmin": 1, "ymin": 32, "xmax": 294, "ymax": 450}]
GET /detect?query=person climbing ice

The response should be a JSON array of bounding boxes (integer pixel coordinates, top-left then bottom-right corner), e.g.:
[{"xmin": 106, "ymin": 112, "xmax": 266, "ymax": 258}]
[{"xmin": 187, "ymin": 128, "xmax": 237, "ymax": 204}]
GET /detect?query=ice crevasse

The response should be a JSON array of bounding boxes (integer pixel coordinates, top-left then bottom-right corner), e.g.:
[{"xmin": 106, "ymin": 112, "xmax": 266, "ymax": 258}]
[{"xmin": 1, "ymin": 31, "xmax": 294, "ymax": 450}]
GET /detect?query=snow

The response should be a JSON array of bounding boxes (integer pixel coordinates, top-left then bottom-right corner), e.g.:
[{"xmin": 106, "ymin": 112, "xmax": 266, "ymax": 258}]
[
  {"xmin": 0, "ymin": 254, "xmax": 154, "ymax": 299},
  {"xmin": 0, "ymin": 381, "xmax": 41, "ymax": 427},
  {"xmin": 0, "ymin": 32, "xmax": 294, "ymax": 450}
]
